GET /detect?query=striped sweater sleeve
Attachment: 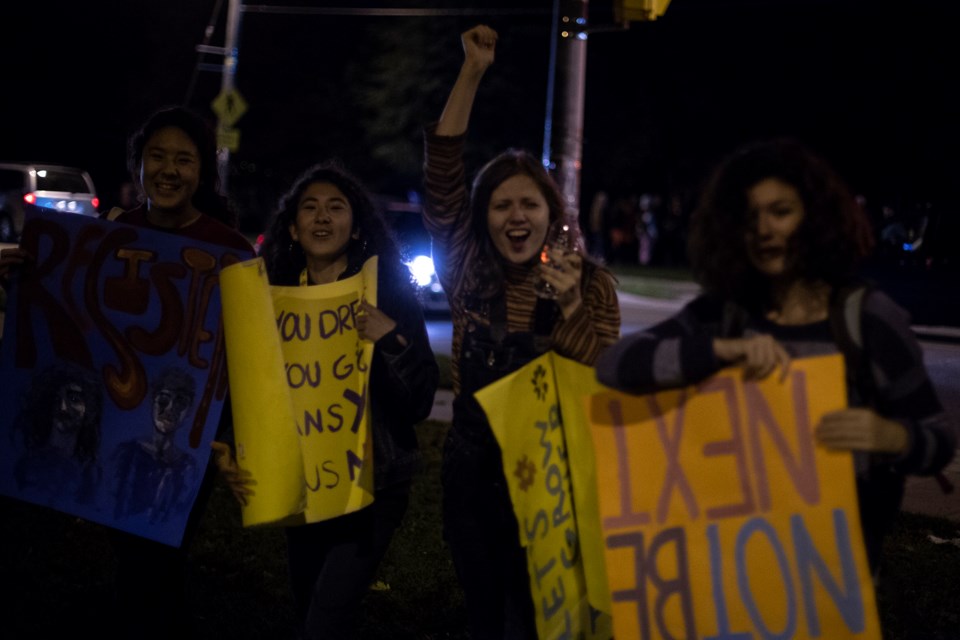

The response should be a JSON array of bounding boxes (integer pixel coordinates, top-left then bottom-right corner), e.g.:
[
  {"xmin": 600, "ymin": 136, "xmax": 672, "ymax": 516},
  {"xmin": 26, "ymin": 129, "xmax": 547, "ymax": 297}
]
[
  {"xmin": 421, "ymin": 122, "xmax": 475, "ymax": 300},
  {"xmin": 862, "ymin": 291, "xmax": 957, "ymax": 475},
  {"xmin": 552, "ymin": 267, "xmax": 622, "ymax": 365},
  {"xmin": 595, "ymin": 295, "xmax": 723, "ymax": 393}
]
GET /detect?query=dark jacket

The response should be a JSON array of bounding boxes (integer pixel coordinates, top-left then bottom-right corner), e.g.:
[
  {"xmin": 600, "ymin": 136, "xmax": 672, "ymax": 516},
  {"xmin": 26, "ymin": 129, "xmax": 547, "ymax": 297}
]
[{"xmin": 348, "ymin": 262, "xmax": 439, "ymax": 490}]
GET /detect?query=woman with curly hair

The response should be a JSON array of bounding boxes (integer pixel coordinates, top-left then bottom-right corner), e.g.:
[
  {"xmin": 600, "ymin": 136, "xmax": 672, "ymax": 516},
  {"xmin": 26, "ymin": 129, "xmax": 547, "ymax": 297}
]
[
  {"xmin": 215, "ymin": 160, "xmax": 438, "ymax": 639},
  {"xmin": 596, "ymin": 137, "xmax": 956, "ymax": 582}
]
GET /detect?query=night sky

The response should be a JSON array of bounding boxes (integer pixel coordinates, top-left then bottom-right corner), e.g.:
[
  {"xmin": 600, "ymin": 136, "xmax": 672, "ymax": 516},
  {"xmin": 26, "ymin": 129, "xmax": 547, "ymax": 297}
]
[{"xmin": 3, "ymin": 0, "xmax": 959, "ymax": 232}]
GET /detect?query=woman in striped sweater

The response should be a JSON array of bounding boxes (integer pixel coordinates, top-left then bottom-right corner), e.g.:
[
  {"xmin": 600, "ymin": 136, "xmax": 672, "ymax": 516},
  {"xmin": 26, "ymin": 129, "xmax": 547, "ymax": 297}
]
[{"xmin": 422, "ymin": 24, "xmax": 621, "ymax": 639}]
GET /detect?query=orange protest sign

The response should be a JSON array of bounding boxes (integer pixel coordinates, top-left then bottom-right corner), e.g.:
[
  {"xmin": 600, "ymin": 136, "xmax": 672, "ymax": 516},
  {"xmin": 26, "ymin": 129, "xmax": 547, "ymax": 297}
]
[{"xmin": 587, "ymin": 355, "xmax": 881, "ymax": 639}]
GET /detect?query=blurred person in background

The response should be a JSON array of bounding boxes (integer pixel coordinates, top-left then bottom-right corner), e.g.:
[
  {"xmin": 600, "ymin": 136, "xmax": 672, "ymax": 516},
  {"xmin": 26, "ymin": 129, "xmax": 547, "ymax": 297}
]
[{"xmin": 596, "ymin": 138, "xmax": 956, "ymax": 594}]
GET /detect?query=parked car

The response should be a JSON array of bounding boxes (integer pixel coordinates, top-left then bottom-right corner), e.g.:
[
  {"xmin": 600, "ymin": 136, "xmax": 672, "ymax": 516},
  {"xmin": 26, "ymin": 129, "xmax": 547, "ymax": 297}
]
[
  {"xmin": 378, "ymin": 197, "xmax": 450, "ymax": 316},
  {"xmin": 0, "ymin": 162, "xmax": 100, "ymax": 242}
]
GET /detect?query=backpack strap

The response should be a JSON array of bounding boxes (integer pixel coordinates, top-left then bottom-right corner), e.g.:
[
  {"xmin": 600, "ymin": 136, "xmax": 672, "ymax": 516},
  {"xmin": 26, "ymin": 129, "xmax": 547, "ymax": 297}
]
[
  {"xmin": 830, "ymin": 282, "xmax": 953, "ymax": 495},
  {"xmin": 828, "ymin": 282, "xmax": 874, "ymax": 406}
]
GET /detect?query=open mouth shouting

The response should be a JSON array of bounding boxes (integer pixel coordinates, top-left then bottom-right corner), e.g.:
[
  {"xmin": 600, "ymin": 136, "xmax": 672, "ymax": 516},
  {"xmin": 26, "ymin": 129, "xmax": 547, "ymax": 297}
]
[{"xmin": 506, "ymin": 228, "xmax": 532, "ymax": 254}]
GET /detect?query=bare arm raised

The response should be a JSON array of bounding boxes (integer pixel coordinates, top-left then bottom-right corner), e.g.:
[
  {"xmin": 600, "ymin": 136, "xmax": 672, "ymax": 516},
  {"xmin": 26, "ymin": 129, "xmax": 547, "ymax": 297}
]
[{"xmin": 436, "ymin": 24, "xmax": 498, "ymax": 137}]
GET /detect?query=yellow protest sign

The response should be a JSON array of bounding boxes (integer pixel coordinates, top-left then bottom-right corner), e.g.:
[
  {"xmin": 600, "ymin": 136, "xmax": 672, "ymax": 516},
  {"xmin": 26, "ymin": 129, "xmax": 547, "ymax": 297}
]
[
  {"xmin": 220, "ymin": 256, "xmax": 377, "ymax": 527},
  {"xmin": 476, "ymin": 352, "xmax": 613, "ymax": 640},
  {"xmin": 553, "ymin": 355, "xmax": 615, "ymax": 616},
  {"xmin": 587, "ymin": 354, "xmax": 881, "ymax": 640}
]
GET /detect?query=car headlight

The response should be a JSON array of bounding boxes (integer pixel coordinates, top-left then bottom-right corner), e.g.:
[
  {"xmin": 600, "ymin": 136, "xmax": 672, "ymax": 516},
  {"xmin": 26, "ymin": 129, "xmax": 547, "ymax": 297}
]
[{"xmin": 405, "ymin": 254, "xmax": 437, "ymax": 287}]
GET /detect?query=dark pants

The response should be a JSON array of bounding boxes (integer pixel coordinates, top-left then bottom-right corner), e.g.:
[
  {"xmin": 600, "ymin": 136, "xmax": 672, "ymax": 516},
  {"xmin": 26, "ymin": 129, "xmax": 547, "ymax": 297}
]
[
  {"xmin": 107, "ymin": 460, "xmax": 218, "ymax": 639},
  {"xmin": 285, "ymin": 481, "xmax": 411, "ymax": 640},
  {"xmin": 442, "ymin": 429, "xmax": 537, "ymax": 640},
  {"xmin": 109, "ymin": 529, "xmax": 191, "ymax": 639}
]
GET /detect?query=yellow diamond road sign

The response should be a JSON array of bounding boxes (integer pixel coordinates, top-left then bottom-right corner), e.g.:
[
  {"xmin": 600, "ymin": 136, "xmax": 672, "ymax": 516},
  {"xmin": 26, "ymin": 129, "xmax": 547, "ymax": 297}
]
[{"xmin": 211, "ymin": 89, "xmax": 248, "ymax": 127}]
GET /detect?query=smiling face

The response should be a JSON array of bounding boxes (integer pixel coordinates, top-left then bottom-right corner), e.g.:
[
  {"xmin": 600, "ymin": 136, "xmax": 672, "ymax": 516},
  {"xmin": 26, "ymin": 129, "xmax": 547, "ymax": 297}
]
[
  {"xmin": 288, "ymin": 181, "xmax": 357, "ymax": 272},
  {"xmin": 486, "ymin": 174, "xmax": 552, "ymax": 264},
  {"xmin": 744, "ymin": 177, "xmax": 806, "ymax": 278},
  {"xmin": 139, "ymin": 126, "xmax": 201, "ymax": 226}
]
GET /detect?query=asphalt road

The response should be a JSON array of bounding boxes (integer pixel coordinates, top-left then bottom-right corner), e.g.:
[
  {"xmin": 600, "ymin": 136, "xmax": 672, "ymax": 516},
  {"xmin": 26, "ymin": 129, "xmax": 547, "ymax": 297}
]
[{"xmin": 425, "ymin": 290, "xmax": 960, "ymax": 419}]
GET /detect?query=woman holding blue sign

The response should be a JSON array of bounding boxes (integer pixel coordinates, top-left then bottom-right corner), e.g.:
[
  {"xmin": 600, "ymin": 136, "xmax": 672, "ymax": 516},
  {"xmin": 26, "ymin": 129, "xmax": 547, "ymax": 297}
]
[
  {"xmin": 596, "ymin": 138, "xmax": 956, "ymax": 585},
  {"xmin": 214, "ymin": 160, "xmax": 439, "ymax": 639},
  {"xmin": 423, "ymin": 25, "xmax": 621, "ymax": 639},
  {"xmin": 108, "ymin": 105, "xmax": 255, "ymax": 639},
  {"xmin": 2, "ymin": 105, "xmax": 256, "ymax": 638}
]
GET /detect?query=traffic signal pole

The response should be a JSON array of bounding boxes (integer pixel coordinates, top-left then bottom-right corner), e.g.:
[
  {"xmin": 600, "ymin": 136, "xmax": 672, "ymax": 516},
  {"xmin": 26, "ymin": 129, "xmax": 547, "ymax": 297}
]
[
  {"xmin": 545, "ymin": 0, "xmax": 589, "ymax": 218},
  {"xmin": 217, "ymin": 0, "xmax": 242, "ymax": 193}
]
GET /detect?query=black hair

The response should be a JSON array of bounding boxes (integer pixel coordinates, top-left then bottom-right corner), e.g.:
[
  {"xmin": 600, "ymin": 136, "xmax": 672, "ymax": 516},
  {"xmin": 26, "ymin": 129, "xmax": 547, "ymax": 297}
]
[
  {"xmin": 689, "ymin": 137, "xmax": 874, "ymax": 306},
  {"xmin": 127, "ymin": 105, "xmax": 237, "ymax": 227},
  {"xmin": 260, "ymin": 159, "xmax": 414, "ymax": 296}
]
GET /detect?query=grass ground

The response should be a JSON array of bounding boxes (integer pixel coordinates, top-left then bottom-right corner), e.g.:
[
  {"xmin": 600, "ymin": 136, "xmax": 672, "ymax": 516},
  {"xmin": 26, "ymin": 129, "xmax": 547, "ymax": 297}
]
[
  {"xmin": 606, "ymin": 264, "xmax": 699, "ymax": 300},
  {"xmin": 2, "ymin": 417, "xmax": 959, "ymax": 639}
]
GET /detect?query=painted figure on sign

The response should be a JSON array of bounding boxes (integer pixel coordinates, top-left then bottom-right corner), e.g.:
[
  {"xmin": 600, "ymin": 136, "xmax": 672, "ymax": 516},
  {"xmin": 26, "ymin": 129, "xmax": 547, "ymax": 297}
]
[
  {"xmin": 112, "ymin": 367, "xmax": 199, "ymax": 522},
  {"xmin": 13, "ymin": 361, "xmax": 104, "ymax": 507}
]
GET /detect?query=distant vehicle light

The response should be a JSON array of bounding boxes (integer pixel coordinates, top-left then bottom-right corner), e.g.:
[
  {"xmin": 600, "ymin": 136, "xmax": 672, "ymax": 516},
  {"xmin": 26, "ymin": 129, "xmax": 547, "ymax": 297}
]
[
  {"xmin": 23, "ymin": 193, "xmax": 36, "ymax": 205},
  {"xmin": 406, "ymin": 254, "xmax": 436, "ymax": 287},
  {"xmin": 92, "ymin": 197, "xmax": 99, "ymax": 208}
]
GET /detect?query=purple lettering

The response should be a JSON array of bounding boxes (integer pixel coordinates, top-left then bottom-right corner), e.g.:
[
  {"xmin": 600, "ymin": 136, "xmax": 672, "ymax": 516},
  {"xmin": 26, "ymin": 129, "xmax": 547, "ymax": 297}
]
[
  {"xmin": 648, "ymin": 390, "xmax": 699, "ymax": 523},
  {"xmin": 604, "ymin": 399, "xmax": 652, "ymax": 529},
  {"xmin": 699, "ymin": 377, "xmax": 756, "ymax": 520},
  {"xmin": 745, "ymin": 372, "xmax": 820, "ymax": 510}
]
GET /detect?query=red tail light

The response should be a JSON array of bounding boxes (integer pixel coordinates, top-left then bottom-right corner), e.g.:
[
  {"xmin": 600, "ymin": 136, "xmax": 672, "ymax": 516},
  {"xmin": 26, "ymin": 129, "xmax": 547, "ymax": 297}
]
[
  {"xmin": 92, "ymin": 197, "xmax": 100, "ymax": 208},
  {"xmin": 23, "ymin": 192, "xmax": 36, "ymax": 205}
]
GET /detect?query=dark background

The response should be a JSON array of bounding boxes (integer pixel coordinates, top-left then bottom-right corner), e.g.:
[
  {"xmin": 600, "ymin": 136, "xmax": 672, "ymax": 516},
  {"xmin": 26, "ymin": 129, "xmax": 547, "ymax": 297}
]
[{"xmin": 3, "ymin": 0, "xmax": 959, "ymax": 237}]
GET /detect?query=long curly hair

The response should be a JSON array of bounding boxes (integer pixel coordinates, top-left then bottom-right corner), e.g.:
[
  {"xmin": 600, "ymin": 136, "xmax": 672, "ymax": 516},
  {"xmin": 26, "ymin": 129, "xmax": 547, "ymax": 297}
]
[
  {"xmin": 689, "ymin": 138, "xmax": 874, "ymax": 307},
  {"xmin": 16, "ymin": 362, "xmax": 103, "ymax": 464},
  {"xmin": 260, "ymin": 160, "xmax": 412, "ymax": 295},
  {"xmin": 466, "ymin": 148, "xmax": 586, "ymax": 299},
  {"xmin": 127, "ymin": 105, "xmax": 236, "ymax": 228}
]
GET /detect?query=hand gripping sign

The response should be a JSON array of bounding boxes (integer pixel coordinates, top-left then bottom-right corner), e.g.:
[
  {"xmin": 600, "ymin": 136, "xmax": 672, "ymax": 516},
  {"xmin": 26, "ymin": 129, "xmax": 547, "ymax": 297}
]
[{"xmin": 588, "ymin": 353, "xmax": 881, "ymax": 640}]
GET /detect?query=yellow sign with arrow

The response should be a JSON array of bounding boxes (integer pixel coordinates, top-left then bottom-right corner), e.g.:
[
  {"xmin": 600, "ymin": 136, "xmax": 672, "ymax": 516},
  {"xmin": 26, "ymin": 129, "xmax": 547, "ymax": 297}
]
[{"xmin": 211, "ymin": 88, "xmax": 248, "ymax": 128}]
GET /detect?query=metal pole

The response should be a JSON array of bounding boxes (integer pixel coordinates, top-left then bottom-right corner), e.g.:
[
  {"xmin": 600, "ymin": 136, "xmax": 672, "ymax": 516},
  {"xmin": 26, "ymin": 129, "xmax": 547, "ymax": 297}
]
[
  {"xmin": 550, "ymin": 0, "xmax": 588, "ymax": 218},
  {"xmin": 542, "ymin": 0, "xmax": 560, "ymax": 171},
  {"xmin": 217, "ymin": 0, "xmax": 242, "ymax": 194}
]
